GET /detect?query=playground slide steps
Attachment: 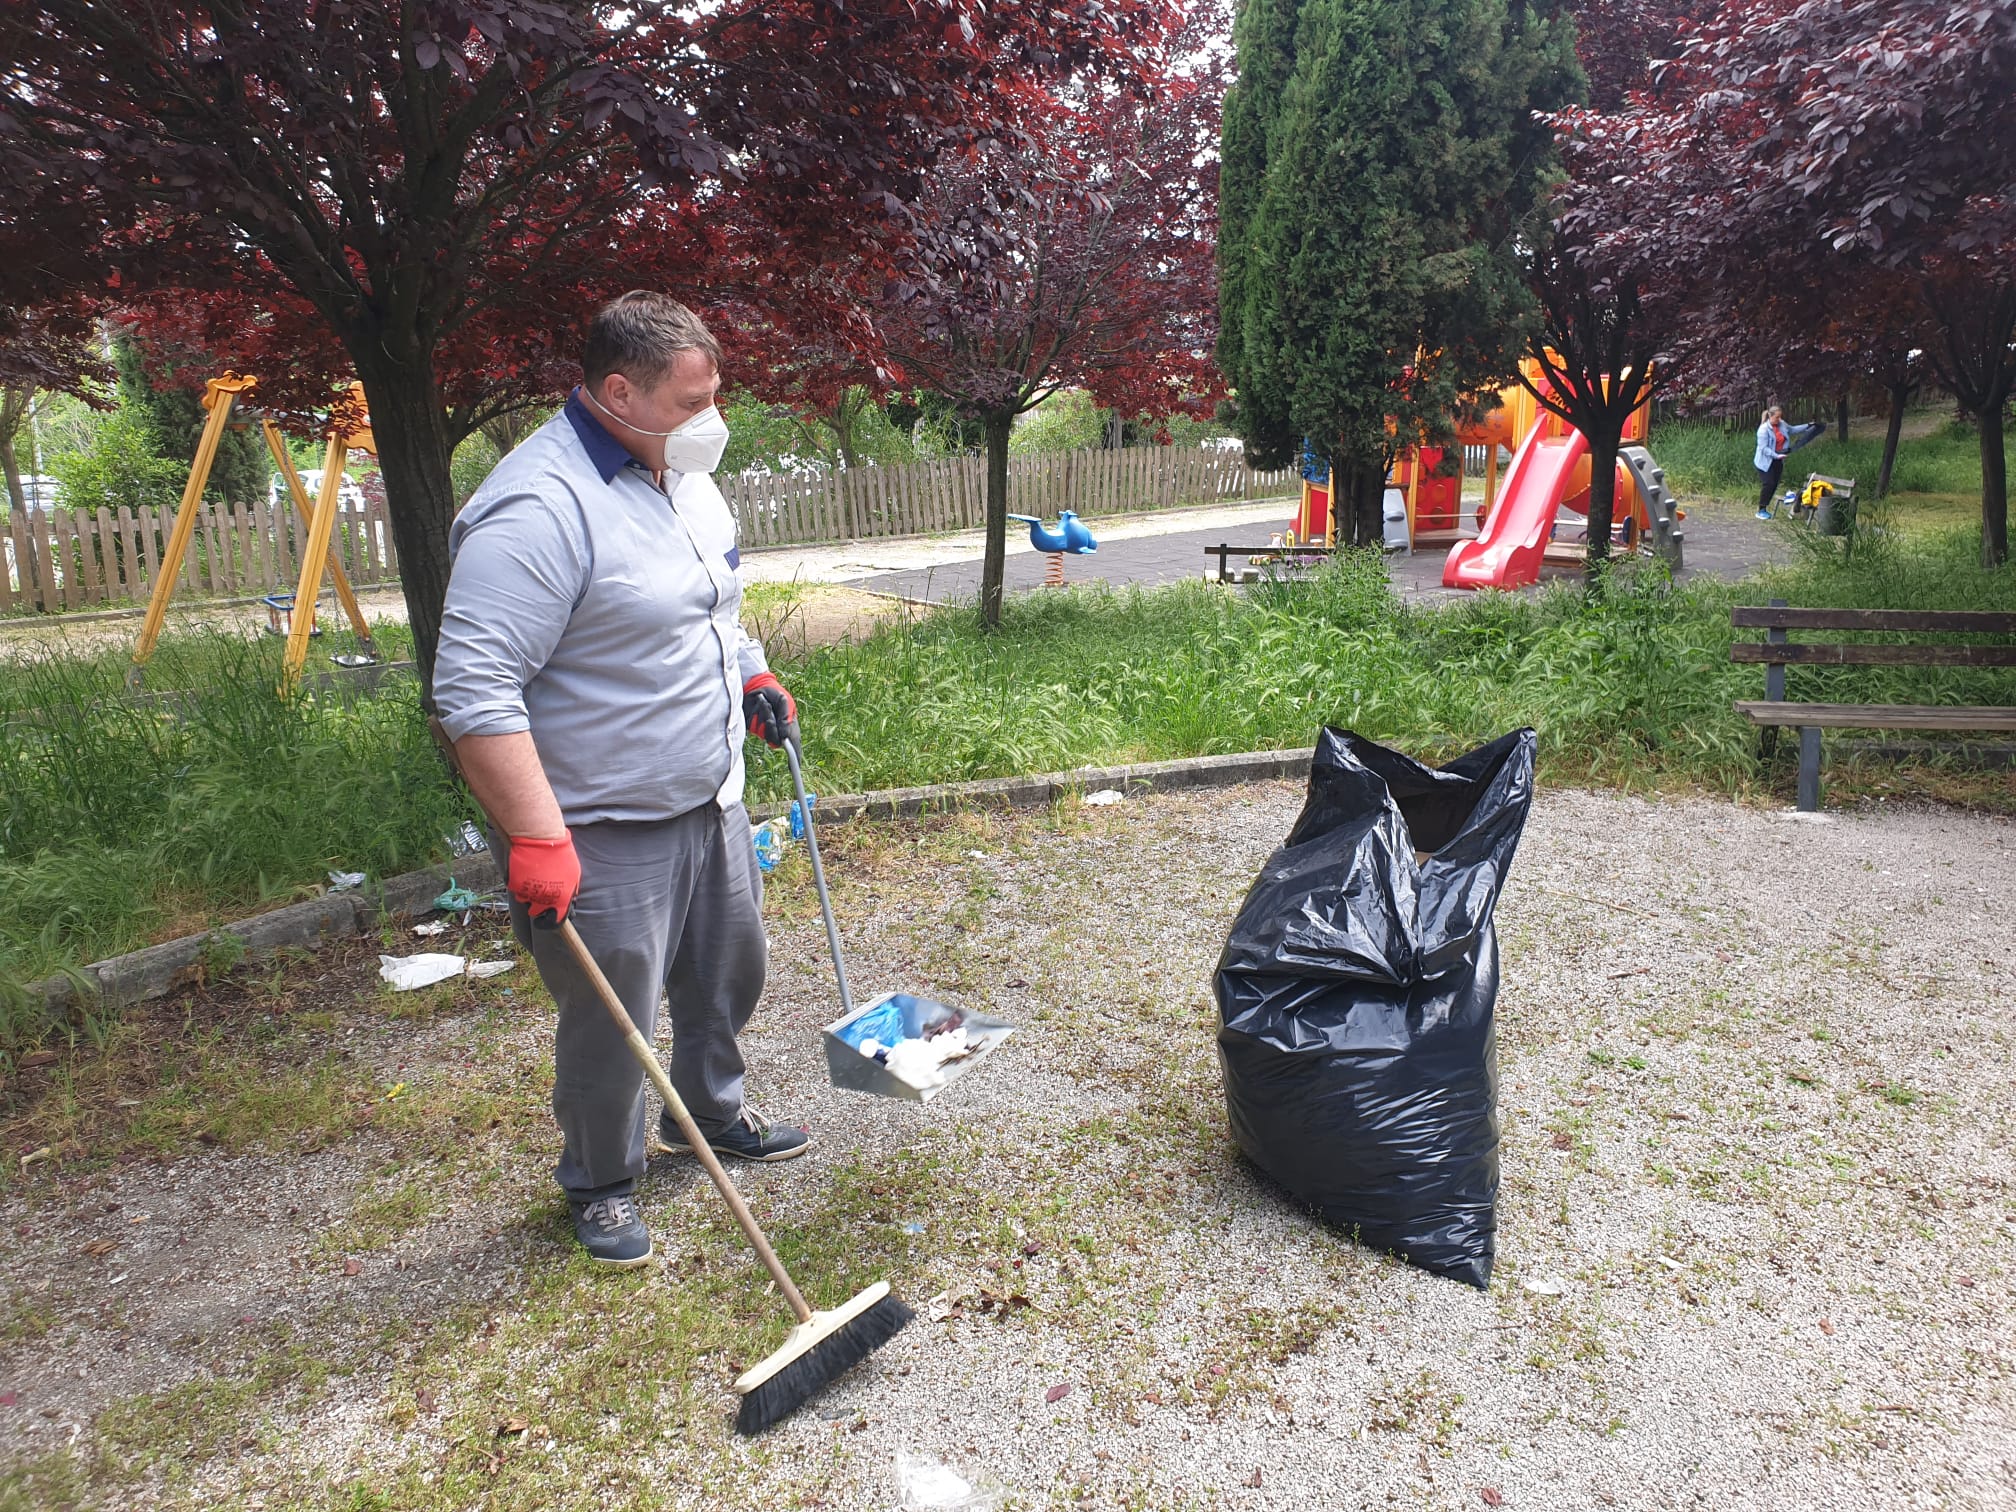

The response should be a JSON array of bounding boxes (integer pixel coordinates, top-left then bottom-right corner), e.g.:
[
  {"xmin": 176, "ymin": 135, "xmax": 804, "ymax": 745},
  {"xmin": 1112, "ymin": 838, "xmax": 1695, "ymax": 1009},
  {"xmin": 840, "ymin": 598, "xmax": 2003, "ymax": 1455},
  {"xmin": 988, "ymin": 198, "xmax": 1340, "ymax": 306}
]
[{"xmin": 1619, "ymin": 446, "xmax": 1684, "ymax": 569}]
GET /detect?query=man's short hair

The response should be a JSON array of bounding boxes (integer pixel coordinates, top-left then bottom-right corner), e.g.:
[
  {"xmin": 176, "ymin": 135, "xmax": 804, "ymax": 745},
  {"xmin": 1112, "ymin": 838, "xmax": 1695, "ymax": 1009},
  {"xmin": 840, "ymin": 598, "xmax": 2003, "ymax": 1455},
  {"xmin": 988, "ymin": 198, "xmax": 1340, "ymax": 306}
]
[{"xmin": 583, "ymin": 292, "xmax": 722, "ymax": 390}]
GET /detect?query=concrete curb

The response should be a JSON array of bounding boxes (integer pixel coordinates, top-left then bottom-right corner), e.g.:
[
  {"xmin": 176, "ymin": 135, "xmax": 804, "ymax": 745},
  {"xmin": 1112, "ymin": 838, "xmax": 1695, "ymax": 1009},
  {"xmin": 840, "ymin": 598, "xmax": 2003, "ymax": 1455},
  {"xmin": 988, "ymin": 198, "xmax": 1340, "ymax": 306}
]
[
  {"xmin": 30, "ymin": 854, "xmax": 500, "ymax": 1022},
  {"xmin": 27, "ymin": 746, "xmax": 1315, "ymax": 1024},
  {"xmin": 744, "ymin": 746, "xmax": 1316, "ymax": 824}
]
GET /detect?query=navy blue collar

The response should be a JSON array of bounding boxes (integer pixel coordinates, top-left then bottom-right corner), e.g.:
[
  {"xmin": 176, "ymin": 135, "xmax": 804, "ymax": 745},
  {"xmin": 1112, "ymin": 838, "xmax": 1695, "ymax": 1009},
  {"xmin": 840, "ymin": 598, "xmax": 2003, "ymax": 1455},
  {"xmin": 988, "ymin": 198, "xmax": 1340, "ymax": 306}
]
[{"xmin": 564, "ymin": 387, "xmax": 637, "ymax": 484}]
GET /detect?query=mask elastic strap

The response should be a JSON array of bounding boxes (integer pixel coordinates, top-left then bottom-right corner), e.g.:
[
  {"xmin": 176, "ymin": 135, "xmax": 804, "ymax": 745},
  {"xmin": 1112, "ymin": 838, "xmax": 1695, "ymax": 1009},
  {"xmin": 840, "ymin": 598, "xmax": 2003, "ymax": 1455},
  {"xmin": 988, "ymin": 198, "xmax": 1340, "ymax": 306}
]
[{"xmin": 581, "ymin": 384, "xmax": 677, "ymax": 439}]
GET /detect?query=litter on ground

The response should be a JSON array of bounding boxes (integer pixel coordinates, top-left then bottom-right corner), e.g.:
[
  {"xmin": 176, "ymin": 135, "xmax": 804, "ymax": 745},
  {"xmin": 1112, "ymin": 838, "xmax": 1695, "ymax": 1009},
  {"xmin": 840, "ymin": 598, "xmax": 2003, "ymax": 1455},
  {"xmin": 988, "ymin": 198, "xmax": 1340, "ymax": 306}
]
[{"xmin": 379, "ymin": 954, "xmax": 517, "ymax": 991}]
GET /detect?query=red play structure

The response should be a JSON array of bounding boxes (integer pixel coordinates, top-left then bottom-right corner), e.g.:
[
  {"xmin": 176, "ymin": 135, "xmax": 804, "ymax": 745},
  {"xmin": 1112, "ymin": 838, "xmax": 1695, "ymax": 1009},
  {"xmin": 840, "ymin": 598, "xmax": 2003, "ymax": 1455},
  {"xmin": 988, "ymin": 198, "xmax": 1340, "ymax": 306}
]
[{"xmin": 1294, "ymin": 359, "xmax": 1684, "ymax": 589}]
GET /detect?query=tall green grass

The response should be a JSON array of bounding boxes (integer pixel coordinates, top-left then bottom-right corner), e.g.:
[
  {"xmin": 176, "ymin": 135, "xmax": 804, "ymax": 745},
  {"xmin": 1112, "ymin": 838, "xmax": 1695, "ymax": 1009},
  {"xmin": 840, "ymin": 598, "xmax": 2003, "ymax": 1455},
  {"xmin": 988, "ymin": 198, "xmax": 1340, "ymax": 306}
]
[
  {"xmin": 0, "ymin": 627, "xmax": 466, "ymax": 1020},
  {"xmin": 751, "ymin": 526, "xmax": 2016, "ymax": 808},
  {"xmin": 1653, "ymin": 415, "xmax": 2007, "ymax": 503},
  {"xmin": 5, "ymin": 523, "xmax": 2011, "ymax": 1035}
]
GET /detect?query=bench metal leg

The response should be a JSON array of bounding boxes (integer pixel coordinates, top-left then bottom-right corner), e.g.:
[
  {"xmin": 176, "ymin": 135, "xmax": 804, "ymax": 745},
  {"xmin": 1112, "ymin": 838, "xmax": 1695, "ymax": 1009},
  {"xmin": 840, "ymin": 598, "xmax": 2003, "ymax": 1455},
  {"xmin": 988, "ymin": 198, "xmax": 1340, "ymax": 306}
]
[{"xmin": 1797, "ymin": 725, "xmax": 1822, "ymax": 811}]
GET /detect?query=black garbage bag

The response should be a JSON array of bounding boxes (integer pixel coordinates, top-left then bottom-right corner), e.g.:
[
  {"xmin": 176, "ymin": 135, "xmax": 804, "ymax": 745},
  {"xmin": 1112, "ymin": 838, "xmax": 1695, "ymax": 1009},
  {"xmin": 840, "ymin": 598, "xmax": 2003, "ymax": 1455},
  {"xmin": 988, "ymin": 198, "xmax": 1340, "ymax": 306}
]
[{"xmin": 1215, "ymin": 727, "xmax": 1537, "ymax": 1288}]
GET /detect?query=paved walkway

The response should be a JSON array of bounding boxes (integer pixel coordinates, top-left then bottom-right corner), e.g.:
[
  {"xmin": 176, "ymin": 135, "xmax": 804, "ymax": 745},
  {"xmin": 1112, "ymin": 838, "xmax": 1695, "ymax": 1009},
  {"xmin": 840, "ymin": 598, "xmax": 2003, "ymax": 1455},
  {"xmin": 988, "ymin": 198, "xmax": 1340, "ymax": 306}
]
[
  {"xmin": 845, "ymin": 494, "xmax": 1788, "ymax": 606},
  {"xmin": 736, "ymin": 496, "xmax": 1297, "ymax": 586}
]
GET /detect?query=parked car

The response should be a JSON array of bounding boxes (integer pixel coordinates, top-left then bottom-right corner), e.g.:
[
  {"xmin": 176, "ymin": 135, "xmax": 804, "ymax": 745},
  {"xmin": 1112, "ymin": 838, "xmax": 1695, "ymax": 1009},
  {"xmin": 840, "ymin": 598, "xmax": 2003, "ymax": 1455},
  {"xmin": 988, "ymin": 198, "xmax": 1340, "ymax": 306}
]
[
  {"xmin": 269, "ymin": 468, "xmax": 367, "ymax": 513},
  {"xmin": 17, "ymin": 474, "xmax": 62, "ymax": 510}
]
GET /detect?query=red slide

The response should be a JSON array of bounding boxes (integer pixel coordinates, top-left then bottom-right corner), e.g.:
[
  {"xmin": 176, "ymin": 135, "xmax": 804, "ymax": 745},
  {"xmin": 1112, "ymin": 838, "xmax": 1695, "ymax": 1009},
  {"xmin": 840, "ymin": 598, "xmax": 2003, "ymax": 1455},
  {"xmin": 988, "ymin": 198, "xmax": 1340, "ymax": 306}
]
[{"xmin": 1442, "ymin": 427, "xmax": 1589, "ymax": 590}]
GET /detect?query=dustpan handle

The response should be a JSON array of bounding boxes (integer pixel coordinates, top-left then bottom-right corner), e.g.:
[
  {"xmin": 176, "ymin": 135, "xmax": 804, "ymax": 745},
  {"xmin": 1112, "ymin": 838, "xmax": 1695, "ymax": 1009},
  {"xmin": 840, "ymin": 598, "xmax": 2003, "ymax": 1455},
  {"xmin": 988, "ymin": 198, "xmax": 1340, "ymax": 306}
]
[{"xmin": 783, "ymin": 721, "xmax": 854, "ymax": 1021}]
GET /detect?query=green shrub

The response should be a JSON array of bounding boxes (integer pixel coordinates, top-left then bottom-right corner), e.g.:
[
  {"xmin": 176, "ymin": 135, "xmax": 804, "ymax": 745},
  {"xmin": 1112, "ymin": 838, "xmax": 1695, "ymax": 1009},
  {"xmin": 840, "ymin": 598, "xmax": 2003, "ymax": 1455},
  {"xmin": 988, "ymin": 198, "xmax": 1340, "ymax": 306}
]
[{"xmin": 47, "ymin": 406, "xmax": 187, "ymax": 515}]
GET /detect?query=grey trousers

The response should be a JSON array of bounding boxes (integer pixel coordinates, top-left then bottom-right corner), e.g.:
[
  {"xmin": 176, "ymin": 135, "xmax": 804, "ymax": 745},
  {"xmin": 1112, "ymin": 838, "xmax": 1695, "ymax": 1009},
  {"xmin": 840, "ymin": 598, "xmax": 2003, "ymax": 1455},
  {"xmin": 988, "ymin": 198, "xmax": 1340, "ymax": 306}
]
[{"xmin": 505, "ymin": 802, "xmax": 767, "ymax": 1201}]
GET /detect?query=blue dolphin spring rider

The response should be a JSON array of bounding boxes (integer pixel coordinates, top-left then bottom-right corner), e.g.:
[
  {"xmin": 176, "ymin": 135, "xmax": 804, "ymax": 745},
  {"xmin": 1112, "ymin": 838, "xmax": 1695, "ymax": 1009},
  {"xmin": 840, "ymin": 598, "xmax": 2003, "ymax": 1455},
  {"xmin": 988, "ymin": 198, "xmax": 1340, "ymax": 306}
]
[{"xmin": 1007, "ymin": 508, "xmax": 1098, "ymax": 585}]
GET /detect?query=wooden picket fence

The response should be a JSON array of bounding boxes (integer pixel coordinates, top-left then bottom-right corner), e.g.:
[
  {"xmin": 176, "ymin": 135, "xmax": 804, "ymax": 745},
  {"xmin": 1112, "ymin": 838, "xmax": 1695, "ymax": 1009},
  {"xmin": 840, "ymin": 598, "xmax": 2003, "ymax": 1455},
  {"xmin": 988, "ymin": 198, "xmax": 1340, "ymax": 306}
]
[
  {"xmin": 2, "ymin": 445, "xmax": 1292, "ymax": 614},
  {"xmin": 720, "ymin": 445, "xmax": 1294, "ymax": 549},
  {"xmin": 1, "ymin": 497, "xmax": 400, "ymax": 614}
]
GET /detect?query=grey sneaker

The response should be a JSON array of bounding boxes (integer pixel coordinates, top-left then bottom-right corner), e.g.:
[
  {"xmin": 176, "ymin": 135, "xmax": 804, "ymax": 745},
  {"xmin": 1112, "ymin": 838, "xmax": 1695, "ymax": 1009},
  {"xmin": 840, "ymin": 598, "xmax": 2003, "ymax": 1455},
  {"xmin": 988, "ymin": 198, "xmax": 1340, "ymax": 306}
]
[
  {"xmin": 570, "ymin": 1193, "xmax": 652, "ymax": 1268},
  {"xmin": 661, "ymin": 1105, "xmax": 810, "ymax": 1163}
]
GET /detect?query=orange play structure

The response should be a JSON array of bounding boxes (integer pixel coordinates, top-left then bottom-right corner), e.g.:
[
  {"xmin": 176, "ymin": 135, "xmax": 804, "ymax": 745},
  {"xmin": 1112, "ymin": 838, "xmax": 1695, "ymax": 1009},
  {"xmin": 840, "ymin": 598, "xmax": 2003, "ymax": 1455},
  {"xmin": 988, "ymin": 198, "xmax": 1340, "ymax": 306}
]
[{"xmin": 1294, "ymin": 359, "xmax": 1684, "ymax": 590}]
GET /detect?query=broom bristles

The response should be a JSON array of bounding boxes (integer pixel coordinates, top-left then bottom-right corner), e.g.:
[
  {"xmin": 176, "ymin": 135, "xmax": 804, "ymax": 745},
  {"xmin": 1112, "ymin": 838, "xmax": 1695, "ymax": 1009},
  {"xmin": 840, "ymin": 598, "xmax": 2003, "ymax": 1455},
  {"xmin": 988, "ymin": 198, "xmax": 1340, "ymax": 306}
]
[{"xmin": 733, "ymin": 1292, "xmax": 914, "ymax": 1435}]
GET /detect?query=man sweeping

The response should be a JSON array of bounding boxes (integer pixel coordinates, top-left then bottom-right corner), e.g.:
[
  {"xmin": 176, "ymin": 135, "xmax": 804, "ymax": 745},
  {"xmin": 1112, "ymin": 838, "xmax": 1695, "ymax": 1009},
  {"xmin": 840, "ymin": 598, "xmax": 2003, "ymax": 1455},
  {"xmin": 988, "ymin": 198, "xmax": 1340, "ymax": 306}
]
[{"xmin": 432, "ymin": 291, "xmax": 807, "ymax": 1270}]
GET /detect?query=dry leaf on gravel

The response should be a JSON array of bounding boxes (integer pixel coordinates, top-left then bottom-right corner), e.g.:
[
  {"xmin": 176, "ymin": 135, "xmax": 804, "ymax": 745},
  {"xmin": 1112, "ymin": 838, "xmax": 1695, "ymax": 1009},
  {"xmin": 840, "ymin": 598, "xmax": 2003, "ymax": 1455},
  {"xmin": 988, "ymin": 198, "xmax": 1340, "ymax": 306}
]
[
  {"xmin": 1819, "ymin": 1317, "xmax": 1836, "ymax": 1336},
  {"xmin": 1045, "ymin": 1383, "xmax": 1072, "ymax": 1403},
  {"xmin": 80, "ymin": 1239, "xmax": 117, "ymax": 1258},
  {"xmin": 496, "ymin": 1415, "xmax": 529, "ymax": 1437},
  {"xmin": 342, "ymin": 1258, "xmax": 362, "ymax": 1276},
  {"xmin": 1481, "ymin": 1489, "xmax": 1505, "ymax": 1507}
]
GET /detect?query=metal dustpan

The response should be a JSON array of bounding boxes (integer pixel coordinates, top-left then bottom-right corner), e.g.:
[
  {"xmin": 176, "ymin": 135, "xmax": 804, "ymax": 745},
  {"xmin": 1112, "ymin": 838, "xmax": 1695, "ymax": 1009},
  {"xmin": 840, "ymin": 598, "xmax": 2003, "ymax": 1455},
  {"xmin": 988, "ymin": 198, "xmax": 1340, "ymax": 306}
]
[
  {"xmin": 782, "ymin": 727, "xmax": 1011, "ymax": 1104},
  {"xmin": 823, "ymin": 993, "xmax": 1013, "ymax": 1103}
]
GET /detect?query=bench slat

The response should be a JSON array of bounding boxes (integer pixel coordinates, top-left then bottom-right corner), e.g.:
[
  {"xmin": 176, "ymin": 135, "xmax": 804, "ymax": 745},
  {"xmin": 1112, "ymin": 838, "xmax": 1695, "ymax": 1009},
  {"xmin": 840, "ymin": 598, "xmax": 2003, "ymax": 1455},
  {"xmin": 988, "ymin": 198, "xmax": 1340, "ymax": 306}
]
[
  {"xmin": 1730, "ymin": 606, "xmax": 2016, "ymax": 633},
  {"xmin": 1730, "ymin": 642, "xmax": 2016, "ymax": 667},
  {"xmin": 1734, "ymin": 702, "xmax": 2016, "ymax": 730}
]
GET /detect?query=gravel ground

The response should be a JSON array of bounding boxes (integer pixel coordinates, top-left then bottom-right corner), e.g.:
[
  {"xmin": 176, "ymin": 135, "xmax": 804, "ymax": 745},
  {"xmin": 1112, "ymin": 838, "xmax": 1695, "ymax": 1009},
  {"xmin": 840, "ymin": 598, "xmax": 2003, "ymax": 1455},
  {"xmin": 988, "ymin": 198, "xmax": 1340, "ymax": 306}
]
[{"xmin": 2, "ymin": 780, "xmax": 2011, "ymax": 1511}]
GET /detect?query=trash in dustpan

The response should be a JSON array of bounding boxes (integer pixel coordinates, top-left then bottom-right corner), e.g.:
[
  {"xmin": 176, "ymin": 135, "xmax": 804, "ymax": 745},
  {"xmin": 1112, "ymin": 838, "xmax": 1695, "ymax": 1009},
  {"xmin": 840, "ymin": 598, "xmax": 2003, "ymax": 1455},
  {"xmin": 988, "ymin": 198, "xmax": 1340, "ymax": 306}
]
[{"xmin": 824, "ymin": 993, "xmax": 1013, "ymax": 1102}]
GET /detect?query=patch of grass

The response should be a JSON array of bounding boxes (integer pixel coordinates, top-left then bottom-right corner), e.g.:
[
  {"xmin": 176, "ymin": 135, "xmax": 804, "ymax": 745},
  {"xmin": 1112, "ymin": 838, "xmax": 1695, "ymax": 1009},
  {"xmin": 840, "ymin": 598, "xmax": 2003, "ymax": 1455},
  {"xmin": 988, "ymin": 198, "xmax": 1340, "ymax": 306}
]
[
  {"xmin": 0, "ymin": 1455, "xmax": 90, "ymax": 1512},
  {"xmin": 756, "ymin": 526, "xmax": 2016, "ymax": 815},
  {"xmin": 314, "ymin": 1177, "xmax": 443, "ymax": 1259},
  {"xmin": 0, "ymin": 932, "xmax": 543, "ymax": 1183},
  {"xmin": 1654, "ymin": 413, "xmax": 2008, "ymax": 509},
  {"xmin": 0, "ymin": 625, "xmax": 467, "ymax": 1011}
]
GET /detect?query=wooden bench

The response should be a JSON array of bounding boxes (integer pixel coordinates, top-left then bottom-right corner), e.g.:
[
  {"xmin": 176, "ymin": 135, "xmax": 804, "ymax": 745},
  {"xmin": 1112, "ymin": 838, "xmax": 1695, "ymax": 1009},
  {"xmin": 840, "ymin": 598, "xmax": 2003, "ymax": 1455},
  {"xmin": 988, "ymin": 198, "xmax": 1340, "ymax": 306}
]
[
  {"xmin": 1731, "ymin": 601, "xmax": 2016, "ymax": 810},
  {"xmin": 1204, "ymin": 543, "xmax": 1334, "ymax": 583}
]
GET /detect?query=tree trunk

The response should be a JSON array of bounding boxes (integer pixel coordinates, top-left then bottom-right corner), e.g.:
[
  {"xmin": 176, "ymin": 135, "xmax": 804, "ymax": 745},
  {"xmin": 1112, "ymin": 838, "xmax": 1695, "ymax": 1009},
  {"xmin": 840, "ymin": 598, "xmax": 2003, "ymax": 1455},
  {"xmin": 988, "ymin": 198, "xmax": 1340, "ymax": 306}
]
[
  {"xmin": 1584, "ymin": 424, "xmax": 1622, "ymax": 589},
  {"xmin": 0, "ymin": 385, "xmax": 28, "ymax": 516},
  {"xmin": 1333, "ymin": 452, "xmax": 1385, "ymax": 548},
  {"xmin": 1875, "ymin": 382, "xmax": 1911, "ymax": 500},
  {"xmin": 1982, "ymin": 404, "xmax": 2009, "ymax": 569},
  {"xmin": 479, "ymin": 411, "xmax": 536, "ymax": 457},
  {"xmin": 352, "ymin": 359, "xmax": 458, "ymax": 690},
  {"xmin": 832, "ymin": 389, "xmax": 864, "ymax": 472},
  {"xmin": 0, "ymin": 432, "xmax": 23, "ymax": 518},
  {"xmin": 980, "ymin": 409, "xmax": 1014, "ymax": 629},
  {"xmin": 1835, "ymin": 391, "xmax": 1850, "ymax": 443}
]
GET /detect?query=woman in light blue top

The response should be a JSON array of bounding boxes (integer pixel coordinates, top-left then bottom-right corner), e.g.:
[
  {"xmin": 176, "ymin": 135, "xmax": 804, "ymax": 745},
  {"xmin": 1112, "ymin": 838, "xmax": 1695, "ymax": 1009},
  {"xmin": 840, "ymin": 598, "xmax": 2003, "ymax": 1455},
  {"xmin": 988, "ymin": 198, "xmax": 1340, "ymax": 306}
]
[{"xmin": 1754, "ymin": 404, "xmax": 1790, "ymax": 518}]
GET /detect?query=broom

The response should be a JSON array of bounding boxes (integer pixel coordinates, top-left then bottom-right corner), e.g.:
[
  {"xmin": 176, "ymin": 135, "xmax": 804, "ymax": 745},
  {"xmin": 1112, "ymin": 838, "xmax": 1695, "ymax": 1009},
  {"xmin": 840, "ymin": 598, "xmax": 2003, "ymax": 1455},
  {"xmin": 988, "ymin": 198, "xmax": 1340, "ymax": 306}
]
[{"xmin": 429, "ymin": 719, "xmax": 911, "ymax": 1433}]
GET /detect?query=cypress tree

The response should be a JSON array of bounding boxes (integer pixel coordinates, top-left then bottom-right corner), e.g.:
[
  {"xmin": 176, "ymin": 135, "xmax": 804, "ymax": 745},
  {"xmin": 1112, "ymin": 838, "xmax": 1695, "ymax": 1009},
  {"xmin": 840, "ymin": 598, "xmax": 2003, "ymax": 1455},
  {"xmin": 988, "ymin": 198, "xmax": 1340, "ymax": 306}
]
[
  {"xmin": 112, "ymin": 335, "xmax": 270, "ymax": 506},
  {"xmin": 1218, "ymin": 0, "xmax": 1582, "ymax": 544}
]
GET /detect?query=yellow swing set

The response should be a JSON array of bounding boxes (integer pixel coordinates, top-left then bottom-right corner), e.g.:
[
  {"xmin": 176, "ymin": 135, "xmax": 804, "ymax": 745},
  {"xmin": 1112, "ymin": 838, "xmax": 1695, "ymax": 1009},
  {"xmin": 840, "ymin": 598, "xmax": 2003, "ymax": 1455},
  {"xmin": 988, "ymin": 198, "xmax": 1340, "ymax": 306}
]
[{"xmin": 129, "ymin": 374, "xmax": 380, "ymax": 690}]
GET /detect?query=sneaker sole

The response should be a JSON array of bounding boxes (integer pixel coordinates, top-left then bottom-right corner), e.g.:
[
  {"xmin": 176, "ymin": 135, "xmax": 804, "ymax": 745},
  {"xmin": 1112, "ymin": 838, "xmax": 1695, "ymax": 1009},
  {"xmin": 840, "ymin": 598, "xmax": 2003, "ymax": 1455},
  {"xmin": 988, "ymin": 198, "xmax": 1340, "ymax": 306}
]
[
  {"xmin": 585, "ymin": 1241, "xmax": 654, "ymax": 1270},
  {"xmin": 655, "ymin": 1136, "xmax": 810, "ymax": 1164}
]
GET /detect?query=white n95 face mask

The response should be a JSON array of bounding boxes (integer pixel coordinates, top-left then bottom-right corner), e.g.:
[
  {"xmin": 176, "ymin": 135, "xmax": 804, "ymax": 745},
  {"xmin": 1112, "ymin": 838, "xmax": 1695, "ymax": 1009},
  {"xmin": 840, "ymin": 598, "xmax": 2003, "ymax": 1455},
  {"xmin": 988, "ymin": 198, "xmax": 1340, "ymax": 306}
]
[
  {"xmin": 582, "ymin": 386, "xmax": 731, "ymax": 475},
  {"xmin": 659, "ymin": 405, "xmax": 730, "ymax": 476}
]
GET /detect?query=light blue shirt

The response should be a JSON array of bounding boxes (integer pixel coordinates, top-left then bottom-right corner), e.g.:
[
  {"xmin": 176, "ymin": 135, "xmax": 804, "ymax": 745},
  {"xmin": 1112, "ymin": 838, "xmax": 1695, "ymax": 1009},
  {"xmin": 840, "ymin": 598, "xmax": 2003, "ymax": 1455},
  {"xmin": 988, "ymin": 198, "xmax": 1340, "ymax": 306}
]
[
  {"xmin": 1754, "ymin": 421, "xmax": 1788, "ymax": 472},
  {"xmin": 432, "ymin": 392, "xmax": 769, "ymax": 826}
]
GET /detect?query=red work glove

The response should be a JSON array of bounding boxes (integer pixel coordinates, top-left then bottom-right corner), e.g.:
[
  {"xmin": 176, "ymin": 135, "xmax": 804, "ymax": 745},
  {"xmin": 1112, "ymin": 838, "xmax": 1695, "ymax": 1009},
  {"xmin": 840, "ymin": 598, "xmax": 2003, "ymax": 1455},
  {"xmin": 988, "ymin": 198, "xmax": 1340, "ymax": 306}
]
[
  {"xmin": 507, "ymin": 832, "xmax": 580, "ymax": 928},
  {"xmin": 742, "ymin": 671, "xmax": 796, "ymax": 749}
]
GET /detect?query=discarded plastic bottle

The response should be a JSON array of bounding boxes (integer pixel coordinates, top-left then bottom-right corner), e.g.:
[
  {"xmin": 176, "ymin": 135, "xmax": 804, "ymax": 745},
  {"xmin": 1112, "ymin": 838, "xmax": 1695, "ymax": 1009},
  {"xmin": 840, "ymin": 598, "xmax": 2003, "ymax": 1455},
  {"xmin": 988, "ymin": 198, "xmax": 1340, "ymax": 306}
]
[{"xmin": 789, "ymin": 792, "xmax": 816, "ymax": 840}]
